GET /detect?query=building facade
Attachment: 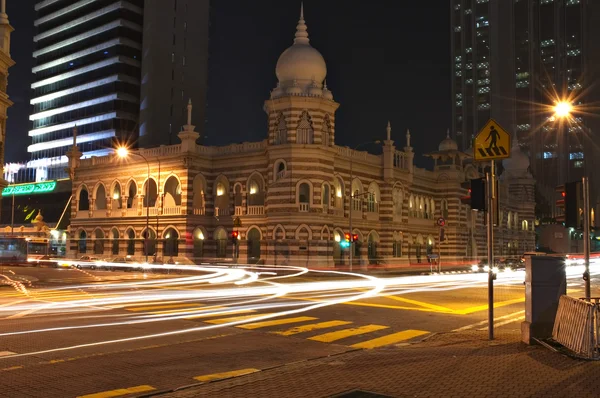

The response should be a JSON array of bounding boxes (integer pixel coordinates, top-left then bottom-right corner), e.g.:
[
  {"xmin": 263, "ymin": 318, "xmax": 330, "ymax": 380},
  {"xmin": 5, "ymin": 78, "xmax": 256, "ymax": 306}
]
[
  {"xmin": 66, "ymin": 7, "xmax": 535, "ymax": 267},
  {"xmin": 450, "ymin": 0, "xmax": 600, "ymax": 209},
  {"xmin": 0, "ymin": 0, "xmax": 15, "ymax": 220},
  {"xmin": 24, "ymin": 0, "xmax": 210, "ymax": 182}
]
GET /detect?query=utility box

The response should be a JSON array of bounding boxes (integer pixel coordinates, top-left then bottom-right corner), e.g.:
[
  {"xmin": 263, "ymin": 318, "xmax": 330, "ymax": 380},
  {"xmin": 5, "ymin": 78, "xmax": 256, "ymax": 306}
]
[{"xmin": 521, "ymin": 256, "xmax": 566, "ymax": 344}]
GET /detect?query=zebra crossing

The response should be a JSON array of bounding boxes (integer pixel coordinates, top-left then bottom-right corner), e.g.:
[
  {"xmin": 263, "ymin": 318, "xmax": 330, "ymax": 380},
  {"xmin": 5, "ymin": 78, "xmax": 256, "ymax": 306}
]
[{"xmin": 122, "ymin": 302, "xmax": 431, "ymax": 349}]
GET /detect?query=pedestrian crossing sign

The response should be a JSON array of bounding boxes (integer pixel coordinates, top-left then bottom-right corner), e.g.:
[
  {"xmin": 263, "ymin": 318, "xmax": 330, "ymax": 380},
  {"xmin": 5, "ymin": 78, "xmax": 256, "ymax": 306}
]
[{"xmin": 473, "ymin": 119, "xmax": 511, "ymax": 161}]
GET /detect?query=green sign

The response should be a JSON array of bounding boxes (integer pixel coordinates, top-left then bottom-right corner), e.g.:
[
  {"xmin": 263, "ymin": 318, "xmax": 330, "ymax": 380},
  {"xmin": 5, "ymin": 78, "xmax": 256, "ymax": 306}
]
[{"xmin": 2, "ymin": 181, "xmax": 57, "ymax": 196}]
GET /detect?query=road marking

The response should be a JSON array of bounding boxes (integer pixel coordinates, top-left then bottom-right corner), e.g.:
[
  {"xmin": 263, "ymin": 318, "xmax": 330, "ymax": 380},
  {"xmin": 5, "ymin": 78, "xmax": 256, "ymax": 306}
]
[
  {"xmin": 274, "ymin": 320, "xmax": 353, "ymax": 336},
  {"xmin": 351, "ymin": 330, "xmax": 430, "ymax": 349},
  {"xmin": 452, "ymin": 310, "xmax": 525, "ymax": 332},
  {"xmin": 0, "ymin": 351, "xmax": 16, "ymax": 357},
  {"xmin": 237, "ymin": 316, "xmax": 317, "ymax": 330},
  {"xmin": 77, "ymin": 385, "xmax": 156, "ymax": 398},
  {"xmin": 454, "ymin": 298, "xmax": 525, "ymax": 315},
  {"xmin": 478, "ymin": 315, "xmax": 525, "ymax": 331},
  {"xmin": 204, "ymin": 313, "xmax": 273, "ymax": 325},
  {"xmin": 383, "ymin": 295, "xmax": 454, "ymax": 313},
  {"xmin": 309, "ymin": 324, "xmax": 389, "ymax": 343},
  {"xmin": 194, "ymin": 368, "xmax": 259, "ymax": 382},
  {"xmin": 126, "ymin": 303, "xmax": 202, "ymax": 312}
]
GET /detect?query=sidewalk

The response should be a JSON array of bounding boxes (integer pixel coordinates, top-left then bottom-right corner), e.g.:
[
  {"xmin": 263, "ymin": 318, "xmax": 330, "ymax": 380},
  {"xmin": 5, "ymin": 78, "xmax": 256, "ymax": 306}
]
[{"xmin": 154, "ymin": 330, "xmax": 599, "ymax": 398}]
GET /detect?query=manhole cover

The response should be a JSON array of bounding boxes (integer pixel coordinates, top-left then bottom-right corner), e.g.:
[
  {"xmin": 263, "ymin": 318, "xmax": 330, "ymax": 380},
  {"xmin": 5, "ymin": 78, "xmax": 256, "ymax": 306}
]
[{"xmin": 330, "ymin": 390, "xmax": 395, "ymax": 398}]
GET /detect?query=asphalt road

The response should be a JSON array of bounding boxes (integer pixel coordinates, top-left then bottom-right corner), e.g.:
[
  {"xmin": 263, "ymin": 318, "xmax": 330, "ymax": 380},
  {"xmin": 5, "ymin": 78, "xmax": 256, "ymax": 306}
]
[{"xmin": 0, "ymin": 263, "xmax": 598, "ymax": 398}]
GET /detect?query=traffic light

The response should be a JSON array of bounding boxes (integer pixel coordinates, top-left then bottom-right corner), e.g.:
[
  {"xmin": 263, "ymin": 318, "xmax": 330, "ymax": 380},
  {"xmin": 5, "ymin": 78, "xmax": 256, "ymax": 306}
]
[
  {"xmin": 231, "ymin": 231, "xmax": 239, "ymax": 243},
  {"xmin": 344, "ymin": 233, "xmax": 351, "ymax": 242},
  {"xmin": 470, "ymin": 178, "xmax": 486, "ymax": 211},
  {"xmin": 439, "ymin": 227, "xmax": 445, "ymax": 242},
  {"xmin": 557, "ymin": 182, "xmax": 582, "ymax": 228},
  {"xmin": 352, "ymin": 234, "xmax": 358, "ymax": 242}
]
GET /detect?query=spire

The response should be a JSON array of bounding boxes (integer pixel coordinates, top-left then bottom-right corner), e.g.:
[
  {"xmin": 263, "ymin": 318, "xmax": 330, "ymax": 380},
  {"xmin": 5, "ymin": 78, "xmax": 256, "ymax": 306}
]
[
  {"xmin": 187, "ymin": 98, "xmax": 192, "ymax": 126},
  {"xmin": 386, "ymin": 121, "xmax": 391, "ymax": 141},
  {"xmin": 294, "ymin": 2, "xmax": 309, "ymax": 45},
  {"xmin": 72, "ymin": 125, "xmax": 78, "ymax": 149},
  {"xmin": 406, "ymin": 128, "xmax": 411, "ymax": 148},
  {"xmin": 0, "ymin": 0, "xmax": 8, "ymax": 25}
]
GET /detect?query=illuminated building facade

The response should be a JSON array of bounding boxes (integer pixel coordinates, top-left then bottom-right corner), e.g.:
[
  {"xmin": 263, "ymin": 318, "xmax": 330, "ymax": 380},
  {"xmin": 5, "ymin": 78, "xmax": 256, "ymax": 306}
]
[
  {"xmin": 450, "ymin": 0, "xmax": 600, "ymax": 208},
  {"xmin": 66, "ymin": 8, "xmax": 535, "ymax": 266},
  {"xmin": 26, "ymin": 0, "xmax": 209, "ymax": 182},
  {"xmin": 0, "ymin": 0, "xmax": 14, "ymax": 222}
]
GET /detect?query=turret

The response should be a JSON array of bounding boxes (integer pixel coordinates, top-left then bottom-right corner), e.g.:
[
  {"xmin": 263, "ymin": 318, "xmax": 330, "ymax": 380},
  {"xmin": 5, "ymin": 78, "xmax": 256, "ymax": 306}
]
[{"xmin": 178, "ymin": 99, "xmax": 200, "ymax": 152}]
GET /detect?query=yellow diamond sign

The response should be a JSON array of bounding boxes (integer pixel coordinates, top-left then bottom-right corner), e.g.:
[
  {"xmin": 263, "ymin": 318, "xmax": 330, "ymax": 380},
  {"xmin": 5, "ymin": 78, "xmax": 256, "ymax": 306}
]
[{"xmin": 473, "ymin": 119, "xmax": 511, "ymax": 161}]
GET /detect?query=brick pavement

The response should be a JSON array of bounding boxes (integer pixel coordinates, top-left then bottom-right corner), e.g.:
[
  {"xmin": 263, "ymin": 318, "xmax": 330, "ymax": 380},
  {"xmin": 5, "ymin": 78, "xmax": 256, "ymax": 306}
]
[{"xmin": 157, "ymin": 330, "xmax": 600, "ymax": 398}]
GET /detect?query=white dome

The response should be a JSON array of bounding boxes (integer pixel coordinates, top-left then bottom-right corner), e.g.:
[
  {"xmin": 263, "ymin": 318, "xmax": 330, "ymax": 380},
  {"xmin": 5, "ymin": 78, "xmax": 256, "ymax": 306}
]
[
  {"xmin": 438, "ymin": 130, "xmax": 458, "ymax": 152},
  {"xmin": 274, "ymin": 5, "xmax": 327, "ymax": 93},
  {"xmin": 502, "ymin": 144, "xmax": 530, "ymax": 172}
]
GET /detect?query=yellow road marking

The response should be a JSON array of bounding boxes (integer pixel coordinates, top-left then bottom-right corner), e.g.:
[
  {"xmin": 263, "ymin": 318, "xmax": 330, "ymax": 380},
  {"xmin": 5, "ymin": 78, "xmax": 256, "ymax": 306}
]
[
  {"xmin": 274, "ymin": 320, "xmax": 353, "ymax": 336},
  {"xmin": 384, "ymin": 295, "xmax": 455, "ymax": 313},
  {"xmin": 237, "ymin": 316, "xmax": 317, "ymax": 330},
  {"xmin": 194, "ymin": 368, "xmax": 259, "ymax": 382},
  {"xmin": 351, "ymin": 329, "xmax": 429, "ymax": 349},
  {"xmin": 204, "ymin": 313, "xmax": 273, "ymax": 325},
  {"xmin": 309, "ymin": 324, "xmax": 388, "ymax": 343},
  {"xmin": 454, "ymin": 297, "xmax": 525, "ymax": 315},
  {"xmin": 77, "ymin": 385, "xmax": 156, "ymax": 398},
  {"xmin": 184, "ymin": 309, "xmax": 255, "ymax": 320},
  {"xmin": 126, "ymin": 303, "xmax": 202, "ymax": 312}
]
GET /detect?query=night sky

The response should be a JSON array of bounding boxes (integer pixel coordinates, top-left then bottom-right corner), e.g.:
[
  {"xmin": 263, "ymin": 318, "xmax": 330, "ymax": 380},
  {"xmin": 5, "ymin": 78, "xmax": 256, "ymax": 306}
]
[{"xmin": 5, "ymin": 0, "xmax": 450, "ymax": 167}]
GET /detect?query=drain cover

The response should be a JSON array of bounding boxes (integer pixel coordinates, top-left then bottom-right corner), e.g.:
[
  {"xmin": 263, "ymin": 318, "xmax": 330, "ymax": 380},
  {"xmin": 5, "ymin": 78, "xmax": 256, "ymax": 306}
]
[{"xmin": 330, "ymin": 390, "xmax": 395, "ymax": 398}]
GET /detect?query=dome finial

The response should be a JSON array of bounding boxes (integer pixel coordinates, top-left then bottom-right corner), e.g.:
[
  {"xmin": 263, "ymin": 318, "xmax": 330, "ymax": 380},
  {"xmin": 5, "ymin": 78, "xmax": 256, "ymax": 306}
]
[
  {"xmin": 446, "ymin": 128, "xmax": 450, "ymax": 139},
  {"xmin": 294, "ymin": 2, "xmax": 309, "ymax": 45}
]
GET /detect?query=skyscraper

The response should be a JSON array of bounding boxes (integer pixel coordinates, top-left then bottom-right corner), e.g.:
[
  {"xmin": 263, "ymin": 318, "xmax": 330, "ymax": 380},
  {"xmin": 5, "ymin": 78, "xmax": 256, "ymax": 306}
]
[
  {"xmin": 451, "ymin": 0, "xmax": 600, "ymax": 207},
  {"xmin": 25, "ymin": 0, "xmax": 209, "ymax": 181},
  {"xmin": 0, "ymin": 0, "xmax": 15, "ymax": 206}
]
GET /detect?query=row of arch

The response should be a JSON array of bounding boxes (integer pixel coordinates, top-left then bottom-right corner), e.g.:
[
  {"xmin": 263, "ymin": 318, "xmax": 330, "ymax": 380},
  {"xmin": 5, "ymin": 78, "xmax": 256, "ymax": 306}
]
[{"xmin": 273, "ymin": 111, "xmax": 333, "ymax": 146}]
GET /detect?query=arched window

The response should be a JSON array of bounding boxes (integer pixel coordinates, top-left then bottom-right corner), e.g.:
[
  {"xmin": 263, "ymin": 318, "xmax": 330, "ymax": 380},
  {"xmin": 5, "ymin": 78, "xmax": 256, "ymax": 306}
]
[
  {"xmin": 522, "ymin": 220, "xmax": 528, "ymax": 231},
  {"xmin": 94, "ymin": 229, "xmax": 104, "ymax": 255},
  {"xmin": 393, "ymin": 188, "xmax": 403, "ymax": 220},
  {"xmin": 393, "ymin": 232, "xmax": 403, "ymax": 257},
  {"xmin": 333, "ymin": 176, "xmax": 344, "ymax": 209},
  {"xmin": 297, "ymin": 111, "xmax": 314, "ymax": 144},
  {"xmin": 247, "ymin": 175, "xmax": 264, "ymax": 206},
  {"xmin": 126, "ymin": 181, "xmax": 137, "ymax": 209},
  {"xmin": 142, "ymin": 229, "xmax": 157, "ymax": 256},
  {"xmin": 112, "ymin": 184, "xmax": 122, "ymax": 210},
  {"xmin": 275, "ymin": 161, "xmax": 286, "ymax": 181},
  {"xmin": 143, "ymin": 179, "xmax": 158, "ymax": 207},
  {"xmin": 78, "ymin": 187, "xmax": 89, "ymax": 211},
  {"xmin": 275, "ymin": 114, "xmax": 287, "ymax": 144},
  {"xmin": 234, "ymin": 184, "xmax": 243, "ymax": 207},
  {"xmin": 78, "ymin": 230, "xmax": 87, "ymax": 253},
  {"xmin": 192, "ymin": 174, "xmax": 206, "ymax": 212},
  {"xmin": 298, "ymin": 182, "xmax": 310, "ymax": 212},
  {"xmin": 163, "ymin": 228, "xmax": 179, "ymax": 257},
  {"xmin": 215, "ymin": 228, "xmax": 228, "ymax": 258},
  {"xmin": 441, "ymin": 199, "xmax": 449, "ymax": 219},
  {"xmin": 163, "ymin": 176, "xmax": 182, "ymax": 207},
  {"xmin": 322, "ymin": 184, "xmax": 330, "ymax": 209},
  {"xmin": 408, "ymin": 195, "xmax": 415, "ymax": 217},
  {"xmin": 322, "ymin": 116, "xmax": 331, "ymax": 146},
  {"xmin": 214, "ymin": 177, "xmax": 230, "ymax": 216},
  {"xmin": 368, "ymin": 231, "xmax": 380, "ymax": 263},
  {"xmin": 111, "ymin": 228, "xmax": 119, "ymax": 255},
  {"xmin": 247, "ymin": 227, "xmax": 261, "ymax": 261},
  {"xmin": 95, "ymin": 184, "xmax": 107, "ymax": 210},
  {"xmin": 126, "ymin": 229, "xmax": 135, "ymax": 256},
  {"xmin": 193, "ymin": 227, "xmax": 205, "ymax": 259},
  {"xmin": 367, "ymin": 183, "xmax": 380, "ymax": 213}
]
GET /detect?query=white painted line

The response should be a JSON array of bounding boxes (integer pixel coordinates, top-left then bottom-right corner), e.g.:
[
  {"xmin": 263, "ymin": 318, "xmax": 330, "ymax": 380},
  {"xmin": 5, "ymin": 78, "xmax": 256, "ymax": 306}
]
[
  {"xmin": 477, "ymin": 315, "xmax": 525, "ymax": 331},
  {"xmin": 452, "ymin": 310, "xmax": 525, "ymax": 332},
  {"xmin": 0, "ymin": 351, "xmax": 16, "ymax": 357}
]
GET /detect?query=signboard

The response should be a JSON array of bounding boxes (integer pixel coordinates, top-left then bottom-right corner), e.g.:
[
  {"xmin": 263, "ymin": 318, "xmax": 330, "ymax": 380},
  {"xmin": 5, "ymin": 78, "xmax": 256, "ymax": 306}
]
[
  {"xmin": 436, "ymin": 217, "xmax": 446, "ymax": 227},
  {"xmin": 473, "ymin": 119, "xmax": 511, "ymax": 161},
  {"xmin": 233, "ymin": 217, "xmax": 242, "ymax": 228},
  {"xmin": 2, "ymin": 181, "xmax": 57, "ymax": 197}
]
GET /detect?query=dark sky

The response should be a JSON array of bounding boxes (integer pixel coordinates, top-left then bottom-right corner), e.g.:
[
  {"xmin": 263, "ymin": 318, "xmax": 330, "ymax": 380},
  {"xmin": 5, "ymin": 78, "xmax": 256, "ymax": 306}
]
[{"xmin": 5, "ymin": 0, "xmax": 451, "ymax": 166}]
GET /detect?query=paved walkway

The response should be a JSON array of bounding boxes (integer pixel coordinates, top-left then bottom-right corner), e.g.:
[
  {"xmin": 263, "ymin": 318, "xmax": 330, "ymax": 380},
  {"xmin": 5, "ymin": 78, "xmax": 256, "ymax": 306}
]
[{"xmin": 155, "ymin": 330, "xmax": 599, "ymax": 398}]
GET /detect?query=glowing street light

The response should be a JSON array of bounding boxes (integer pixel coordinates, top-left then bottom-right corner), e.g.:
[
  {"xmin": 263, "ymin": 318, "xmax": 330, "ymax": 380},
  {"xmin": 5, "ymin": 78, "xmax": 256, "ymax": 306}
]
[{"xmin": 554, "ymin": 101, "xmax": 573, "ymax": 118}]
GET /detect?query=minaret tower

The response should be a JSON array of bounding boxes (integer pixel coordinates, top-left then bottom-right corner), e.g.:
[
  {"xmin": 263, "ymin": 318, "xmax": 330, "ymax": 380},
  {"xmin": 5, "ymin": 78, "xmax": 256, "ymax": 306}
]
[
  {"xmin": 264, "ymin": 3, "xmax": 339, "ymax": 146},
  {"xmin": 0, "ymin": 0, "xmax": 15, "ymax": 218}
]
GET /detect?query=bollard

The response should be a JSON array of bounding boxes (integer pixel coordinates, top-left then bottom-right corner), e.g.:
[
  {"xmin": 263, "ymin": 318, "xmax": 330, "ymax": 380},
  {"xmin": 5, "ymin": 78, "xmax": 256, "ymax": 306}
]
[{"xmin": 521, "ymin": 255, "xmax": 566, "ymax": 344}]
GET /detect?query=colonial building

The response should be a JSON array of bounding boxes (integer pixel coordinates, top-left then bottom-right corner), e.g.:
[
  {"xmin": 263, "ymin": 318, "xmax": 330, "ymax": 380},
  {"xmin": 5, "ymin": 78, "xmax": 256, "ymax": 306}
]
[
  {"xmin": 67, "ymin": 7, "xmax": 535, "ymax": 267},
  {"xmin": 0, "ymin": 0, "xmax": 14, "ymax": 219}
]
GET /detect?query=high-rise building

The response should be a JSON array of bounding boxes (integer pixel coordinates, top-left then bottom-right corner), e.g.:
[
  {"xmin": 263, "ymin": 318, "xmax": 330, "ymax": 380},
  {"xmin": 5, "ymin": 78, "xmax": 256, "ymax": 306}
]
[
  {"xmin": 0, "ymin": 0, "xmax": 15, "ymax": 215},
  {"xmin": 25, "ymin": 0, "xmax": 210, "ymax": 181},
  {"xmin": 451, "ymin": 0, "xmax": 600, "ymax": 208}
]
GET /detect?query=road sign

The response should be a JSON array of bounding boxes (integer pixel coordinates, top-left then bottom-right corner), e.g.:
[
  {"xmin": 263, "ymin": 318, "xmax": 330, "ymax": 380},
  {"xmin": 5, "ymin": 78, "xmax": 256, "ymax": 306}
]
[
  {"xmin": 233, "ymin": 217, "xmax": 242, "ymax": 228},
  {"xmin": 473, "ymin": 119, "xmax": 511, "ymax": 161},
  {"xmin": 428, "ymin": 254, "xmax": 439, "ymax": 259},
  {"xmin": 436, "ymin": 217, "xmax": 446, "ymax": 227}
]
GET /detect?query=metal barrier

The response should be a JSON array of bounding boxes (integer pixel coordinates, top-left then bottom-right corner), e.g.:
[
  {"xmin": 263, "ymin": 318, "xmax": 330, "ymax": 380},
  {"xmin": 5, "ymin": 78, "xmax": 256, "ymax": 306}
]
[{"xmin": 552, "ymin": 295, "xmax": 599, "ymax": 359}]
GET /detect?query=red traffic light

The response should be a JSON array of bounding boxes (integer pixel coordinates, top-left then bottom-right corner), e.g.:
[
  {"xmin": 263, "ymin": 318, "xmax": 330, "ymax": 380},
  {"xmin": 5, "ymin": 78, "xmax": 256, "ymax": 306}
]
[
  {"xmin": 562, "ymin": 191, "xmax": 566, "ymax": 197},
  {"xmin": 231, "ymin": 231, "xmax": 239, "ymax": 239},
  {"xmin": 344, "ymin": 233, "xmax": 351, "ymax": 242},
  {"xmin": 352, "ymin": 234, "xmax": 358, "ymax": 242}
]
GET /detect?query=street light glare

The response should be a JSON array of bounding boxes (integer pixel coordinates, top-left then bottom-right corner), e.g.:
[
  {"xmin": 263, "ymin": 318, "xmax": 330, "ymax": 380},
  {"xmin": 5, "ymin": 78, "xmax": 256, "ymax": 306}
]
[
  {"xmin": 554, "ymin": 102, "xmax": 572, "ymax": 118},
  {"xmin": 116, "ymin": 147, "xmax": 129, "ymax": 158}
]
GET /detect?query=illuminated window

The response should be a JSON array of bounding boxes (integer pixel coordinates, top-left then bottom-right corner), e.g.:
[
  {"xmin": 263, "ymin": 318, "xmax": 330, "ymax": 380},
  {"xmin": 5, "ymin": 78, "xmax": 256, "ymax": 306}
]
[
  {"xmin": 574, "ymin": 161, "xmax": 584, "ymax": 168},
  {"xmin": 216, "ymin": 183, "xmax": 225, "ymax": 196},
  {"xmin": 543, "ymin": 152, "xmax": 556, "ymax": 159},
  {"xmin": 569, "ymin": 152, "xmax": 584, "ymax": 160}
]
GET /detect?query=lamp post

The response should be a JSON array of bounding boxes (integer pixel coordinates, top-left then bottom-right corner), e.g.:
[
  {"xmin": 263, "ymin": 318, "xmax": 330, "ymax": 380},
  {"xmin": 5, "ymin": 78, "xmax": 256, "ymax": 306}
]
[
  {"xmin": 349, "ymin": 140, "xmax": 381, "ymax": 271},
  {"xmin": 553, "ymin": 101, "xmax": 591, "ymax": 299},
  {"xmin": 117, "ymin": 147, "xmax": 151, "ymax": 263}
]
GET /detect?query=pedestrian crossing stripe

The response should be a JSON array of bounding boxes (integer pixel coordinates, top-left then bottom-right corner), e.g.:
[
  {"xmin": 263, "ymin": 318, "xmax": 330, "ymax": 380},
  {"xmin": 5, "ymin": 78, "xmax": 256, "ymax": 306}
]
[{"xmin": 473, "ymin": 119, "xmax": 511, "ymax": 161}]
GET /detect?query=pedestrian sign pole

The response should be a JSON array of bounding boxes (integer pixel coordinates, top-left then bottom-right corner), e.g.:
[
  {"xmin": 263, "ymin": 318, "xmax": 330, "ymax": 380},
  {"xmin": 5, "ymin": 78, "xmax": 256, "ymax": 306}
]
[{"xmin": 473, "ymin": 119, "xmax": 511, "ymax": 340}]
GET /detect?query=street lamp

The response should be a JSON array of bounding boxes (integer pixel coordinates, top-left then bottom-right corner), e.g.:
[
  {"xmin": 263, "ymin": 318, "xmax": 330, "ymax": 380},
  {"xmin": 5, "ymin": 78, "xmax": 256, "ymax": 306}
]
[
  {"xmin": 553, "ymin": 101, "xmax": 573, "ymax": 119},
  {"xmin": 117, "ymin": 147, "xmax": 151, "ymax": 263},
  {"xmin": 349, "ymin": 140, "xmax": 381, "ymax": 271}
]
